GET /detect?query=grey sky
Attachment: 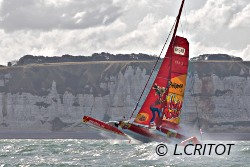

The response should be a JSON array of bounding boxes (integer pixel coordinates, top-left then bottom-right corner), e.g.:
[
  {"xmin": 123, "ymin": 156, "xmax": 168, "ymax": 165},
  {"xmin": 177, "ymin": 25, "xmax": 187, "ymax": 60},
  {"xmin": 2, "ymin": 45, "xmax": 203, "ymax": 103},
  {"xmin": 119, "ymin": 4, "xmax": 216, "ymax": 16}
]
[{"xmin": 0, "ymin": 0, "xmax": 249, "ymax": 65}]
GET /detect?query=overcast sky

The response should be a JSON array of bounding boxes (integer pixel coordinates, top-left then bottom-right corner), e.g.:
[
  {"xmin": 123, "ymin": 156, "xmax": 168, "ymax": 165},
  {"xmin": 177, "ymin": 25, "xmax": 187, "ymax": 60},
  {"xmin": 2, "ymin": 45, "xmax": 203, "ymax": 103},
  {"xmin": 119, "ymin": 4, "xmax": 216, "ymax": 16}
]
[{"xmin": 0, "ymin": 0, "xmax": 250, "ymax": 65}]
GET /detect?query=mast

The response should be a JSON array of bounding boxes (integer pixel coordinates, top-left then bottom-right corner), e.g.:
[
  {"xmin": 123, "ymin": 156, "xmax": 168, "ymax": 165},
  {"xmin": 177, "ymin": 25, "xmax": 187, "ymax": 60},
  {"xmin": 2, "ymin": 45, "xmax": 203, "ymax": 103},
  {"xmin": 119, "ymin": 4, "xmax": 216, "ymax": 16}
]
[
  {"xmin": 130, "ymin": 0, "xmax": 186, "ymax": 120},
  {"xmin": 172, "ymin": 0, "xmax": 185, "ymax": 41},
  {"xmin": 165, "ymin": 0, "xmax": 185, "ymax": 114},
  {"xmin": 162, "ymin": 0, "xmax": 187, "ymax": 125},
  {"xmin": 133, "ymin": 0, "xmax": 189, "ymax": 126}
]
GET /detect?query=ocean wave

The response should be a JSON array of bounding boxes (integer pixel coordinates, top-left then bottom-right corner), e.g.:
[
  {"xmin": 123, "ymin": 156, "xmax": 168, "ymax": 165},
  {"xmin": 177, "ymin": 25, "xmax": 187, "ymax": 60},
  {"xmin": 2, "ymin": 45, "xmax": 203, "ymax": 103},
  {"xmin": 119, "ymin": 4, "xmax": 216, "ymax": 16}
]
[{"xmin": 0, "ymin": 139, "xmax": 249, "ymax": 166}]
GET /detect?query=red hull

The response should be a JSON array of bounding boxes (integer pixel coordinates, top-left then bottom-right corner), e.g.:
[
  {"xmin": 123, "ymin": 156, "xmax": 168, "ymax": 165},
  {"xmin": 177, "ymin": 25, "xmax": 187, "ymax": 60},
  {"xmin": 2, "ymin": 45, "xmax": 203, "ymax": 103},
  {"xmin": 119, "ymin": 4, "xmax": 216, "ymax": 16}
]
[
  {"xmin": 83, "ymin": 116, "xmax": 200, "ymax": 144},
  {"xmin": 83, "ymin": 116, "xmax": 125, "ymax": 136},
  {"xmin": 156, "ymin": 126, "xmax": 185, "ymax": 139},
  {"xmin": 120, "ymin": 121, "xmax": 186, "ymax": 142}
]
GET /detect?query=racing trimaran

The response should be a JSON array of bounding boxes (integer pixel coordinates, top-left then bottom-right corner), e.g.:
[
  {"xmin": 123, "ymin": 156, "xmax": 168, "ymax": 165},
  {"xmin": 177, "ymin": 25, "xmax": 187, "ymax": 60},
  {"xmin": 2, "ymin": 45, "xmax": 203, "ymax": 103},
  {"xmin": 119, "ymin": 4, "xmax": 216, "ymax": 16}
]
[{"xmin": 83, "ymin": 0, "xmax": 200, "ymax": 144}]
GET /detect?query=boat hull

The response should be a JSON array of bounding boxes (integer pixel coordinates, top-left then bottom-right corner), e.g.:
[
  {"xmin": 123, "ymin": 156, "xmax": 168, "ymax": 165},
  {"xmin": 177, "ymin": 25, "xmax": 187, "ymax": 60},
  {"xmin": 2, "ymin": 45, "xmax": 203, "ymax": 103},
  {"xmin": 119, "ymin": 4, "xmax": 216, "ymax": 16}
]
[
  {"xmin": 83, "ymin": 116, "xmax": 126, "ymax": 136},
  {"xmin": 119, "ymin": 121, "xmax": 186, "ymax": 143},
  {"xmin": 82, "ymin": 116, "xmax": 200, "ymax": 144}
]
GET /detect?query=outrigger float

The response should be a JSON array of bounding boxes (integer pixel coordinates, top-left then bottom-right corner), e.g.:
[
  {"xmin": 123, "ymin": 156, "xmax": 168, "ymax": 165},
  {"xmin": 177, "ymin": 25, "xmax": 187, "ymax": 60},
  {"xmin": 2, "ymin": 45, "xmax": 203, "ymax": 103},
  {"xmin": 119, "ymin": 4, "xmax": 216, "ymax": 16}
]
[{"xmin": 83, "ymin": 0, "xmax": 200, "ymax": 145}]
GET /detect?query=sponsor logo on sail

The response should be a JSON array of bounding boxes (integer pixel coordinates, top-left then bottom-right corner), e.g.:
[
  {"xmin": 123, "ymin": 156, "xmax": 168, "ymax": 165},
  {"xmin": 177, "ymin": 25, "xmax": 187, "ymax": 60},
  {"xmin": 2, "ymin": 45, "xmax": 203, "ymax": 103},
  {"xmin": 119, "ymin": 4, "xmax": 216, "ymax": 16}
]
[
  {"xmin": 174, "ymin": 46, "xmax": 185, "ymax": 55},
  {"xmin": 168, "ymin": 81, "xmax": 183, "ymax": 89},
  {"xmin": 135, "ymin": 113, "xmax": 149, "ymax": 123}
]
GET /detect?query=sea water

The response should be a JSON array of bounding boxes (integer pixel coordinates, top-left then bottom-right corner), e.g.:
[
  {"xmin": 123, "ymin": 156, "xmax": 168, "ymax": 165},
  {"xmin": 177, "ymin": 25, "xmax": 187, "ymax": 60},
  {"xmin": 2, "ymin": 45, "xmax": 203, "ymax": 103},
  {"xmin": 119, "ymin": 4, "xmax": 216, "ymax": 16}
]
[{"xmin": 0, "ymin": 139, "xmax": 249, "ymax": 166}]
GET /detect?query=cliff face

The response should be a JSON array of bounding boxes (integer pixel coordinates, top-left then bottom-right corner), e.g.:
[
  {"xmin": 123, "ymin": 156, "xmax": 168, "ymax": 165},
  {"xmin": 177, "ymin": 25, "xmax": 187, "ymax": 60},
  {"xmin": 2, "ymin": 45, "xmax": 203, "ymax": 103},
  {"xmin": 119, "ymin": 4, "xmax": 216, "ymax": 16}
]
[{"xmin": 0, "ymin": 61, "xmax": 249, "ymax": 133}]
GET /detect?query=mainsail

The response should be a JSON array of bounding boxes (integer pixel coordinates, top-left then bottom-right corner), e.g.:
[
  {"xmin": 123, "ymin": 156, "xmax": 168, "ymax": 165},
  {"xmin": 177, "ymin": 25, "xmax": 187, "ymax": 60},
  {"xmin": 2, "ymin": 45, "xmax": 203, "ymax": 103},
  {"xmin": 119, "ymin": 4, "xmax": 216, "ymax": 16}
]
[
  {"xmin": 134, "ymin": 36, "xmax": 189, "ymax": 126},
  {"xmin": 134, "ymin": 0, "xmax": 188, "ymax": 126}
]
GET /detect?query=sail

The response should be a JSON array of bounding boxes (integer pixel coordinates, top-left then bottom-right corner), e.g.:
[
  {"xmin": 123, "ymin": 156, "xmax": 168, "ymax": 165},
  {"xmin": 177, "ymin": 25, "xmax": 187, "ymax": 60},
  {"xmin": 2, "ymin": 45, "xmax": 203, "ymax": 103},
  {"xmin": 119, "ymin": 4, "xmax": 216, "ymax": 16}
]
[{"xmin": 134, "ymin": 36, "xmax": 189, "ymax": 126}]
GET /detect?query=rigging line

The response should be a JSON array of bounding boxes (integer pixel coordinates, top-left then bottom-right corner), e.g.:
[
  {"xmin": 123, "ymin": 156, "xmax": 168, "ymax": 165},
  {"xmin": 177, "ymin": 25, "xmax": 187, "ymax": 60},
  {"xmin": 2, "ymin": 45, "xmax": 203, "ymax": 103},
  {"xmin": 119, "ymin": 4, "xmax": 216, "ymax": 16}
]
[
  {"xmin": 163, "ymin": 0, "xmax": 186, "ymax": 120},
  {"xmin": 129, "ymin": 20, "xmax": 176, "ymax": 119},
  {"xmin": 130, "ymin": 0, "xmax": 186, "ymax": 119}
]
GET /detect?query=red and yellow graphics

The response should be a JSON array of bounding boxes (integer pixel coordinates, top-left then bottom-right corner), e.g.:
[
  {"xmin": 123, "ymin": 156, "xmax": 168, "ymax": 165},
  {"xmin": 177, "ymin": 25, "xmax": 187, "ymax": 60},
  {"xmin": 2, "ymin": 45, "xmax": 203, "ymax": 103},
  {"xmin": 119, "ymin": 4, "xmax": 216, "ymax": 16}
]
[
  {"xmin": 162, "ymin": 74, "xmax": 187, "ymax": 124},
  {"xmin": 134, "ymin": 113, "xmax": 150, "ymax": 124},
  {"xmin": 134, "ymin": 36, "xmax": 189, "ymax": 126}
]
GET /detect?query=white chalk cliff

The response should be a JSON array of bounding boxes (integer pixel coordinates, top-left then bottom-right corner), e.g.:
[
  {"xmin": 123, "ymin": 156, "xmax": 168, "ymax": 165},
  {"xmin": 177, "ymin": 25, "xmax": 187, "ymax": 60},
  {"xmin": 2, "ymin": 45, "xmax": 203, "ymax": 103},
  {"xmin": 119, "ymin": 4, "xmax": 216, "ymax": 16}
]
[{"xmin": 0, "ymin": 61, "xmax": 249, "ymax": 134}]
